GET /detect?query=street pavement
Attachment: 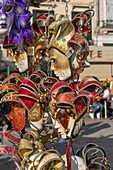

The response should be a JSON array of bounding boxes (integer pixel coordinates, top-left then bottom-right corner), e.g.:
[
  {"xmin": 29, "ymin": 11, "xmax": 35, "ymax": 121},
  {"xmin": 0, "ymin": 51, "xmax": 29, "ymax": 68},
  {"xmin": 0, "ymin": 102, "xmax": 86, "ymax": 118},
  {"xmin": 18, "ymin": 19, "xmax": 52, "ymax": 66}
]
[{"xmin": 0, "ymin": 117, "xmax": 113, "ymax": 169}]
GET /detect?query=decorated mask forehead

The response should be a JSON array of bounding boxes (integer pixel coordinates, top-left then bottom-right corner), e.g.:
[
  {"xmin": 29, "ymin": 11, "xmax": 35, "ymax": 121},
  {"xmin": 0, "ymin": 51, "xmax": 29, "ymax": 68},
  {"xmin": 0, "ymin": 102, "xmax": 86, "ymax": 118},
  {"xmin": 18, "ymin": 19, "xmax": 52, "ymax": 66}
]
[
  {"xmin": 0, "ymin": 0, "xmax": 14, "ymax": 35},
  {"xmin": 48, "ymin": 48, "xmax": 71, "ymax": 81},
  {"xmin": 49, "ymin": 89, "xmax": 76, "ymax": 139},
  {"xmin": 28, "ymin": 102, "xmax": 43, "ymax": 122},
  {"xmin": 56, "ymin": 108, "xmax": 75, "ymax": 129},
  {"xmin": 28, "ymin": 98, "xmax": 49, "ymax": 131}
]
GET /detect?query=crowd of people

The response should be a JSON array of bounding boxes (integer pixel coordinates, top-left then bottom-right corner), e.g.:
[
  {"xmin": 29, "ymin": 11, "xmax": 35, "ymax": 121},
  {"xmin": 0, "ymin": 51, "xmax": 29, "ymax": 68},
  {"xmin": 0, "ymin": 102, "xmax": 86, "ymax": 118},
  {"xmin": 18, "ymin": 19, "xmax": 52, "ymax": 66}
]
[{"xmin": 89, "ymin": 81, "xmax": 113, "ymax": 119}]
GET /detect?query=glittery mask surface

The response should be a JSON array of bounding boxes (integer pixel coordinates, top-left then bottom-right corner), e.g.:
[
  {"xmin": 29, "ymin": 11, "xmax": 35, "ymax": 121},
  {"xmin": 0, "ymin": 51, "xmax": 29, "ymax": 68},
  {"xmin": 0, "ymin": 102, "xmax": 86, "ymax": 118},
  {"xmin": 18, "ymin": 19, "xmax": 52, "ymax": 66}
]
[{"xmin": 0, "ymin": 0, "xmax": 14, "ymax": 34}]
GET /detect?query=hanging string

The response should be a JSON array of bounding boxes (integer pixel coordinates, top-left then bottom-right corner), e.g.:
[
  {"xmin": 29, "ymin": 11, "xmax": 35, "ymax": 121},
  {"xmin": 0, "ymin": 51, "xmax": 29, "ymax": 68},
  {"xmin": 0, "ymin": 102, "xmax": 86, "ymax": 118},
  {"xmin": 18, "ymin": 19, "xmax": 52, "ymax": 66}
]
[
  {"xmin": 47, "ymin": 0, "xmax": 51, "ymax": 77},
  {"xmin": 48, "ymin": 0, "xmax": 51, "ymax": 15},
  {"xmin": 65, "ymin": 0, "xmax": 70, "ymax": 19}
]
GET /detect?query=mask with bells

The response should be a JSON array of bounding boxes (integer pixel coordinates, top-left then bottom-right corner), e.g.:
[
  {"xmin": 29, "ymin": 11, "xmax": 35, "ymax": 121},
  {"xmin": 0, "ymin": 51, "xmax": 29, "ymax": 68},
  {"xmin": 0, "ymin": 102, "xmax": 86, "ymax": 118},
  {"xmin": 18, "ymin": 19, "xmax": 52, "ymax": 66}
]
[
  {"xmin": 0, "ymin": 73, "xmax": 25, "ymax": 132},
  {"xmin": 49, "ymin": 82, "xmax": 85, "ymax": 139},
  {"xmin": 48, "ymin": 14, "xmax": 75, "ymax": 81},
  {"xmin": 49, "ymin": 76, "xmax": 102, "ymax": 139},
  {"xmin": 47, "ymin": 12, "xmax": 93, "ymax": 81},
  {"xmin": 17, "ymin": 72, "xmax": 59, "ymax": 132},
  {"xmin": 17, "ymin": 77, "xmax": 48, "ymax": 131}
]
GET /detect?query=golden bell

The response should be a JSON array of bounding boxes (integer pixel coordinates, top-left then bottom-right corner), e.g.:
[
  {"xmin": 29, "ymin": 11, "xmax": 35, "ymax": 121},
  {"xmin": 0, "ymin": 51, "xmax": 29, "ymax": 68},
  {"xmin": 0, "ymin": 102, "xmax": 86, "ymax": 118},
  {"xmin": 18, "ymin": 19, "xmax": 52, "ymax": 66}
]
[
  {"xmin": 89, "ymin": 108, "xmax": 93, "ymax": 113},
  {"xmin": 27, "ymin": 159, "xmax": 29, "ymax": 163},
  {"xmin": 96, "ymin": 98, "xmax": 100, "ymax": 102},
  {"xmin": 46, "ymin": 36, "xmax": 49, "ymax": 39},
  {"xmin": 51, "ymin": 146, "xmax": 55, "ymax": 149},
  {"xmin": 44, "ymin": 93, "xmax": 48, "ymax": 98},
  {"xmin": 39, "ymin": 96, "xmax": 43, "ymax": 102},
  {"xmin": 35, "ymin": 145, "xmax": 39, "ymax": 149},
  {"xmin": 42, "ymin": 36, "xmax": 45, "ymax": 39},
  {"xmin": 36, "ymin": 102, "xmax": 40, "ymax": 107},
  {"xmin": 99, "ymin": 93, "xmax": 103, "ymax": 97},
  {"xmin": 0, "ymin": 100, "xmax": 3, "ymax": 104},
  {"xmin": 52, "ymin": 31, "xmax": 56, "ymax": 35},
  {"xmin": 52, "ymin": 103, "xmax": 56, "ymax": 109},
  {"xmin": 49, "ymin": 138, "xmax": 53, "ymax": 143},
  {"xmin": 52, "ymin": 103, "xmax": 56, "ymax": 106},
  {"xmin": 53, "ymin": 27, "xmax": 57, "ymax": 31},
  {"xmin": 66, "ymin": 108, "xmax": 71, "ymax": 114},
  {"xmin": 104, "ymin": 161, "xmax": 108, "ymax": 166}
]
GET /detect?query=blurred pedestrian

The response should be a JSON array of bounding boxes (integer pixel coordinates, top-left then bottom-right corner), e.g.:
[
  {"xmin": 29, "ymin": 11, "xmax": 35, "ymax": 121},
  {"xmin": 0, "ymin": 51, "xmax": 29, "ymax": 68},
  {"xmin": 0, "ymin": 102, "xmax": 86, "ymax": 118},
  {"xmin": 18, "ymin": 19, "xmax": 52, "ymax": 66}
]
[
  {"xmin": 110, "ymin": 75, "xmax": 113, "ymax": 100},
  {"xmin": 103, "ymin": 85, "xmax": 110, "ymax": 100},
  {"xmin": 89, "ymin": 86, "xmax": 104, "ymax": 119}
]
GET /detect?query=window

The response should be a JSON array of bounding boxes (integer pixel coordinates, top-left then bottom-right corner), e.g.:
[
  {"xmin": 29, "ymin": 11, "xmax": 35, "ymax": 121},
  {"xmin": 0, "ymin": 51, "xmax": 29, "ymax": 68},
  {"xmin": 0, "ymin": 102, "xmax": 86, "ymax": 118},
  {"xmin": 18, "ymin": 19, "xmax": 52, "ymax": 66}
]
[{"xmin": 103, "ymin": 43, "xmax": 113, "ymax": 46}]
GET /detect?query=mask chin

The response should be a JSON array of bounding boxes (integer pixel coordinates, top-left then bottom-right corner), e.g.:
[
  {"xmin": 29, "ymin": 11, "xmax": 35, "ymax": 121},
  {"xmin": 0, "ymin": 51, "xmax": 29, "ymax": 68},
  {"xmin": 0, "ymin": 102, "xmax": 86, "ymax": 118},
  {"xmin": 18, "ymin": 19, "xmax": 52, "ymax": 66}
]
[
  {"xmin": 30, "ymin": 119, "xmax": 43, "ymax": 131},
  {"xmin": 54, "ymin": 69, "xmax": 71, "ymax": 81},
  {"xmin": 71, "ymin": 118, "xmax": 84, "ymax": 138},
  {"xmin": 17, "ymin": 63, "xmax": 28, "ymax": 73}
]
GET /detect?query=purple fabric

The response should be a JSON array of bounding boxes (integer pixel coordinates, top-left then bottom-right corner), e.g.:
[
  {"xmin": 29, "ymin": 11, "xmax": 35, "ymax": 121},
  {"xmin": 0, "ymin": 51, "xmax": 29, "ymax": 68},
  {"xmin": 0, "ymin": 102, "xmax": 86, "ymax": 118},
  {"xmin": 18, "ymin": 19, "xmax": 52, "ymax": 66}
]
[{"xmin": 7, "ymin": 0, "xmax": 35, "ymax": 51}]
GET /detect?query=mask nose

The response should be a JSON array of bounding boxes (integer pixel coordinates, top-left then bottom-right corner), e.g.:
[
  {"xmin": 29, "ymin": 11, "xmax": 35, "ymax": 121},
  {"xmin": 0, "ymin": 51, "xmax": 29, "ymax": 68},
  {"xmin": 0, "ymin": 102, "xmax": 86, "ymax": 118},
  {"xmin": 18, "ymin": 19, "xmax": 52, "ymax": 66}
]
[
  {"xmin": 50, "ymin": 60, "xmax": 55, "ymax": 71},
  {"xmin": 0, "ymin": 12, "xmax": 6, "ymax": 21},
  {"xmin": 54, "ymin": 120, "xmax": 60, "ymax": 129},
  {"xmin": 12, "ymin": 55, "xmax": 17, "ymax": 64},
  {"xmin": 83, "ymin": 59, "xmax": 90, "ymax": 67}
]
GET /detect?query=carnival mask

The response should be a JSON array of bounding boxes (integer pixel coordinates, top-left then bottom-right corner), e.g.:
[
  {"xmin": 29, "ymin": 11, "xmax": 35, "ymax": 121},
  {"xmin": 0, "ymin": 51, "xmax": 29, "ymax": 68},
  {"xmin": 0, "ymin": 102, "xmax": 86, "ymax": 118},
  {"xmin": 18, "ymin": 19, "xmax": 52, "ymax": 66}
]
[
  {"xmin": 49, "ymin": 83, "xmax": 79, "ymax": 139},
  {"xmin": 49, "ymin": 81, "xmax": 93, "ymax": 139},
  {"xmin": 50, "ymin": 107, "xmax": 75, "ymax": 139},
  {"xmin": 48, "ymin": 48, "xmax": 71, "ymax": 81},
  {"xmin": 9, "ymin": 105, "xmax": 26, "ymax": 132},
  {"xmin": 28, "ymin": 102, "xmax": 49, "ymax": 131},
  {"xmin": 12, "ymin": 51, "xmax": 28, "ymax": 72},
  {"xmin": 0, "ymin": 0, "xmax": 14, "ymax": 35}
]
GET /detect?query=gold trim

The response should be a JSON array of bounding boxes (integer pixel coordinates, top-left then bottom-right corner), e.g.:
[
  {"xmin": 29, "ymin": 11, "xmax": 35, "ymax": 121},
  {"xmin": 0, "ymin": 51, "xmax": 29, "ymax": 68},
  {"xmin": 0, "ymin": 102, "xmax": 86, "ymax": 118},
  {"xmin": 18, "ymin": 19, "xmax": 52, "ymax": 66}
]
[{"xmin": 48, "ymin": 41, "xmax": 68, "ymax": 54}]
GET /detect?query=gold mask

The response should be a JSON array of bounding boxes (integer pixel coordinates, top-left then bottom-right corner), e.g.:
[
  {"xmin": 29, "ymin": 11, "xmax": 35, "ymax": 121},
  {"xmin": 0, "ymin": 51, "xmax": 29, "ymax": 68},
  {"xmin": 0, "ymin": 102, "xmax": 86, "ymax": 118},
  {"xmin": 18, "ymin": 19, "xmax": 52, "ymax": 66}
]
[
  {"xmin": 48, "ymin": 48, "xmax": 71, "ymax": 80},
  {"xmin": 28, "ymin": 103, "xmax": 43, "ymax": 122}
]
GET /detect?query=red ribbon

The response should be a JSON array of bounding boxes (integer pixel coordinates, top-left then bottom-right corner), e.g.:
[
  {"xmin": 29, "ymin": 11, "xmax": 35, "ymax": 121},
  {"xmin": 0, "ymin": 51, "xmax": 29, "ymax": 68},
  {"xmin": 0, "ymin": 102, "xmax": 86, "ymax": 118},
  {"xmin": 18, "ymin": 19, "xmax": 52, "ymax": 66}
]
[
  {"xmin": 66, "ymin": 138, "xmax": 72, "ymax": 170},
  {"xmin": 2, "ymin": 132, "xmax": 20, "ymax": 145}
]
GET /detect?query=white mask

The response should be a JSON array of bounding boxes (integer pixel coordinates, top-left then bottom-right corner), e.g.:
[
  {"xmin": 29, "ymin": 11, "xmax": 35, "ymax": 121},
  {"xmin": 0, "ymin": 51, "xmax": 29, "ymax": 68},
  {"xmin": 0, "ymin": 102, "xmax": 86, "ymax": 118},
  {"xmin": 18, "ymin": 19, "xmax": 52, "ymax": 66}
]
[
  {"xmin": 0, "ymin": 0, "xmax": 14, "ymax": 35},
  {"xmin": 12, "ymin": 51, "xmax": 28, "ymax": 73}
]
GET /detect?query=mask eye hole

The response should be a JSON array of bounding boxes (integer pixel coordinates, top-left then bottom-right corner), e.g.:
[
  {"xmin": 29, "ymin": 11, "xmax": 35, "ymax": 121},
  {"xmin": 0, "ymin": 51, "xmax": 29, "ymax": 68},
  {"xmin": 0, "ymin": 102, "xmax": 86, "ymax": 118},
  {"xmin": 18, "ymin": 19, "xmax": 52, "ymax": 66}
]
[
  {"xmin": 50, "ymin": 58, "xmax": 56, "ymax": 64},
  {"xmin": 58, "ymin": 116, "xmax": 65, "ymax": 121},
  {"xmin": 4, "ymin": 5, "xmax": 13, "ymax": 13}
]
